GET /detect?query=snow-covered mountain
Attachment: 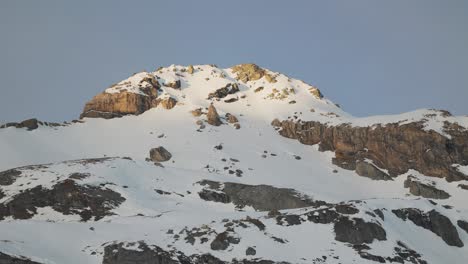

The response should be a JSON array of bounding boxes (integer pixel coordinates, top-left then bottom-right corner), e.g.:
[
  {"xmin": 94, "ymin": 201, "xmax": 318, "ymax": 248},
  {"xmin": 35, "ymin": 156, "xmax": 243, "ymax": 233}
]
[{"xmin": 1, "ymin": 64, "xmax": 467, "ymax": 264}]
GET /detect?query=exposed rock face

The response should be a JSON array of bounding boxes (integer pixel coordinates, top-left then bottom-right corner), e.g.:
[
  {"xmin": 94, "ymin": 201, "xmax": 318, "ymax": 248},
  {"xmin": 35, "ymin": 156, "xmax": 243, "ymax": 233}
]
[
  {"xmin": 0, "ymin": 252, "xmax": 42, "ymax": 264},
  {"xmin": 334, "ymin": 217, "xmax": 387, "ymax": 245},
  {"xmin": 210, "ymin": 231, "xmax": 240, "ymax": 251},
  {"xmin": 159, "ymin": 97, "xmax": 177, "ymax": 110},
  {"xmin": 0, "ymin": 168, "xmax": 22, "ymax": 185},
  {"xmin": 187, "ymin": 65, "xmax": 194, "ymax": 74},
  {"xmin": 404, "ymin": 176, "xmax": 450, "ymax": 199},
  {"xmin": 231, "ymin": 64, "xmax": 276, "ymax": 83},
  {"xmin": 458, "ymin": 220, "xmax": 468, "ymax": 234},
  {"xmin": 80, "ymin": 91, "xmax": 158, "ymax": 119},
  {"xmin": 308, "ymin": 86, "xmax": 323, "ymax": 99},
  {"xmin": 0, "ymin": 118, "xmax": 41, "ymax": 130},
  {"xmin": 0, "ymin": 179, "xmax": 125, "ymax": 221},
  {"xmin": 149, "ymin": 147, "xmax": 172, "ymax": 162},
  {"xmin": 226, "ymin": 113, "xmax": 239, "ymax": 124},
  {"xmin": 206, "ymin": 104, "xmax": 222, "ymax": 126},
  {"xmin": 198, "ymin": 180, "xmax": 317, "ymax": 211},
  {"xmin": 103, "ymin": 241, "xmax": 290, "ymax": 264},
  {"xmin": 355, "ymin": 161, "xmax": 392, "ymax": 181},
  {"xmin": 207, "ymin": 83, "xmax": 239, "ymax": 99},
  {"xmin": 165, "ymin": 79, "xmax": 181, "ymax": 89},
  {"xmin": 392, "ymin": 208, "xmax": 463, "ymax": 247},
  {"xmin": 272, "ymin": 119, "xmax": 468, "ymax": 181}
]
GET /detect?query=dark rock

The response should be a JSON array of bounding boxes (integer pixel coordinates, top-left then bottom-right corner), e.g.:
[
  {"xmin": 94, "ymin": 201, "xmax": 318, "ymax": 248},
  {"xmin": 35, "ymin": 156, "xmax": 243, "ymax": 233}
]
[
  {"xmin": 208, "ymin": 83, "xmax": 239, "ymax": 99},
  {"xmin": 335, "ymin": 204, "xmax": 359, "ymax": 214},
  {"xmin": 198, "ymin": 180, "xmax": 317, "ymax": 211},
  {"xmin": 457, "ymin": 220, "xmax": 468, "ymax": 234},
  {"xmin": 198, "ymin": 189, "xmax": 231, "ymax": 203},
  {"xmin": 392, "ymin": 208, "xmax": 463, "ymax": 247},
  {"xmin": 224, "ymin": 98, "xmax": 238, "ymax": 103},
  {"xmin": 458, "ymin": 184, "xmax": 468, "ymax": 190},
  {"xmin": 0, "ymin": 169, "xmax": 22, "ymax": 185},
  {"xmin": 149, "ymin": 147, "xmax": 172, "ymax": 162},
  {"xmin": 334, "ymin": 217, "xmax": 387, "ymax": 245},
  {"xmin": 0, "ymin": 179, "xmax": 125, "ymax": 221},
  {"xmin": 210, "ymin": 231, "xmax": 240, "ymax": 251},
  {"xmin": 0, "ymin": 252, "xmax": 42, "ymax": 264},
  {"xmin": 226, "ymin": 113, "xmax": 239, "ymax": 124},
  {"xmin": 68, "ymin": 172, "xmax": 90, "ymax": 180},
  {"xmin": 404, "ymin": 176, "xmax": 450, "ymax": 199},
  {"xmin": 246, "ymin": 247, "xmax": 256, "ymax": 256},
  {"xmin": 276, "ymin": 214, "xmax": 302, "ymax": 226},
  {"xmin": 102, "ymin": 242, "xmax": 179, "ymax": 264}
]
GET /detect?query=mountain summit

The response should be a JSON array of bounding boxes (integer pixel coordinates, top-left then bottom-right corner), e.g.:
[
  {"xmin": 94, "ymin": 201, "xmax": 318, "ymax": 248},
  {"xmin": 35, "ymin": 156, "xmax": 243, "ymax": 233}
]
[{"xmin": 0, "ymin": 63, "xmax": 468, "ymax": 264}]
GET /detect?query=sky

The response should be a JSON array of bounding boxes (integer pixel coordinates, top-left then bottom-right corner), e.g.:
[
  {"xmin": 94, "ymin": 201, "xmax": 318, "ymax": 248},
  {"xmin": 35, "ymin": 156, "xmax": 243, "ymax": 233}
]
[{"xmin": 0, "ymin": 0, "xmax": 467, "ymax": 123}]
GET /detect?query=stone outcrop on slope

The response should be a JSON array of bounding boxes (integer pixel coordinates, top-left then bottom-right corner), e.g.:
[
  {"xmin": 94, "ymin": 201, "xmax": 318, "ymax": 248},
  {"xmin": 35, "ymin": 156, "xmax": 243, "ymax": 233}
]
[
  {"xmin": 80, "ymin": 73, "xmax": 161, "ymax": 119},
  {"xmin": 272, "ymin": 119, "xmax": 468, "ymax": 182}
]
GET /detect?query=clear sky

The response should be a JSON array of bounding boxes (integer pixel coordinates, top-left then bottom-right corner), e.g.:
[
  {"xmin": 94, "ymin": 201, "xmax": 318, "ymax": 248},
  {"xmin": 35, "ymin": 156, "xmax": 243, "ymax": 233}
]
[{"xmin": 1, "ymin": 0, "xmax": 467, "ymax": 123}]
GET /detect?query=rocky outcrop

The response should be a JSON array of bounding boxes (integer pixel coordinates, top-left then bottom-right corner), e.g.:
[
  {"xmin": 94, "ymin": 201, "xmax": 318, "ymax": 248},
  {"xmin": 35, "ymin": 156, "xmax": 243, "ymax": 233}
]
[
  {"xmin": 392, "ymin": 208, "xmax": 463, "ymax": 247},
  {"xmin": 404, "ymin": 176, "xmax": 450, "ymax": 199},
  {"xmin": 0, "ymin": 252, "xmax": 42, "ymax": 264},
  {"xmin": 0, "ymin": 179, "xmax": 125, "ymax": 221},
  {"xmin": 198, "ymin": 180, "xmax": 317, "ymax": 211},
  {"xmin": 458, "ymin": 220, "xmax": 468, "ymax": 234},
  {"xmin": 149, "ymin": 147, "xmax": 172, "ymax": 162},
  {"xmin": 165, "ymin": 79, "xmax": 181, "ymax": 89},
  {"xmin": 0, "ymin": 168, "xmax": 22, "ymax": 185},
  {"xmin": 355, "ymin": 161, "xmax": 392, "ymax": 181},
  {"xmin": 102, "ymin": 241, "xmax": 291, "ymax": 264},
  {"xmin": 80, "ymin": 91, "xmax": 158, "ymax": 119},
  {"xmin": 231, "ymin": 64, "xmax": 276, "ymax": 83},
  {"xmin": 159, "ymin": 97, "xmax": 177, "ymax": 110},
  {"xmin": 334, "ymin": 217, "xmax": 387, "ymax": 245},
  {"xmin": 187, "ymin": 65, "xmax": 194, "ymax": 74},
  {"xmin": 226, "ymin": 113, "xmax": 239, "ymax": 124},
  {"xmin": 207, "ymin": 83, "xmax": 239, "ymax": 99},
  {"xmin": 272, "ymin": 119, "xmax": 468, "ymax": 181},
  {"xmin": 80, "ymin": 73, "xmax": 161, "ymax": 119},
  {"xmin": 206, "ymin": 104, "xmax": 222, "ymax": 126},
  {"xmin": 210, "ymin": 231, "xmax": 240, "ymax": 251}
]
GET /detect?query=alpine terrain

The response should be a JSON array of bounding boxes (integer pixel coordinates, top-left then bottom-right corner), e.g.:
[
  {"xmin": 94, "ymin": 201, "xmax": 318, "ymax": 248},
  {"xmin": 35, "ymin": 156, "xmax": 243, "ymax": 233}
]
[{"xmin": 1, "ymin": 64, "xmax": 468, "ymax": 264}]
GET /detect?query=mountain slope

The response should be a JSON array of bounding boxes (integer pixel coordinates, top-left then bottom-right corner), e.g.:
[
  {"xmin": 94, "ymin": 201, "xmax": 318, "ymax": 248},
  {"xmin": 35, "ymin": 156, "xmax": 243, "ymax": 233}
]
[{"xmin": 0, "ymin": 64, "xmax": 467, "ymax": 264}]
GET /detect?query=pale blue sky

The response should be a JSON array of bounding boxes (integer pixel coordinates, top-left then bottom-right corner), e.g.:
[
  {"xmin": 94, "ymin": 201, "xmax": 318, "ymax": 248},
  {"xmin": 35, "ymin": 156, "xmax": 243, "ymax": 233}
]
[{"xmin": 1, "ymin": 0, "xmax": 467, "ymax": 122}]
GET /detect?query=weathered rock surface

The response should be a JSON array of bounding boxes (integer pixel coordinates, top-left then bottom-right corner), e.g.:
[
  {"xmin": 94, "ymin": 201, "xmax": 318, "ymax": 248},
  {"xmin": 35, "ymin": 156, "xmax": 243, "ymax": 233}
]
[
  {"xmin": 210, "ymin": 231, "xmax": 240, "ymax": 251},
  {"xmin": 207, "ymin": 104, "xmax": 222, "ymax": 126},
  {"xmin": 231, "ymin": 64, "xmax": 276, "ymax": 83},
  {"xmin": 458, "ymin": 220, "xmax": 468, "ymax": 234},
  {"xmin": 149, "ymin": 147, "xmax": 172, "ymax": 162},
  {"xmin": 80, "ymin": 91, "xmax": 158, "ymax": 119},
  {"xmin": 404, "ymin": 176, "xmax": 450, "ymax": 199},
  {"xmin": 392, "ymin": 208, "xmax": 463, "ymax": 247},
  {"xmin": 165, "ymin": 79, "xmax": 181, "ymax": 89},
  {"xmin": 0, "ymin": 252, "xmax": 42, "ymax": 264},
  {"xmin": 272, "ymin": 119, "xmax": 468, "ymax": 181},
  {"xmin": 0, "ymin": 168, "xmax": 22, "ymax": 185},
  {"xmin": 354, "ymin": 161, "xmax": 392, "ymax": 181},
  {"xmin": 0, "ymin": 118, "xmax": 53, "ymax": 130},
  {"xmin": 334, "ymin": 217, "xmax": 387, "ymax": 245},
  {"xmin": 159, "ymin": 97, "xmax": 177, "ymax": 110},
  {"xmin": 207, "ymin": 83, "xmax": 239, "ymax": 99},
  {"xmin": 0, "ymin": 179, "xmax": 125, "ymax": 221},
  {"xmin": 198, "ymin": 180, "xmax": 316, "ymax": 211},
  {"xmin": 103, "ymin": 241, "xmax": 290, "ymax": 264}
]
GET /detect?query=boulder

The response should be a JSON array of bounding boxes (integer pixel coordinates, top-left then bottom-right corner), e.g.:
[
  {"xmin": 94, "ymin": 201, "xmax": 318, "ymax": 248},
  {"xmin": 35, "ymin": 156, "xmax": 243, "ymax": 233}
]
[
  {"xmin": 226, "ymin": 113, "xmax": 239, "ymax": 124},
  {"xmin": 159, "ymin": 97, "xmax": 177, "ymax": 110},
  {"xmin": 404, "ymin": 176, "xmax": 450, "ymax": 199},
  {"xmin": 207, "ymin": 83, "xmax": 239, "ymax": 99},
  {"xmin": 210, "ymin": 231, "xmax": 240, "ymax": 251},
  {"xmin": 187, "ymin": 65, "xmax": 194, "ymax": 74},
  {"xmin": 458, "ymin": 220, "xmax": 468, "ymax": 234},
  {"xmin": 149, "ymin": 147, "xmax": 172, "ymax": 162},
  {"xmin": 207, "ymin": 104, "xmax": 222, "ymax": 126},
  {"xmin": 355, "ymin": 161, "xmax": 392, "ymax": 181},
  {"xmin": 0, "ymin": 252, "xmax": 42, "ymax": 264},
  {"xmin": 165, "ymin": 80, "xmax": 181, "ymax": 89}
]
